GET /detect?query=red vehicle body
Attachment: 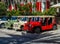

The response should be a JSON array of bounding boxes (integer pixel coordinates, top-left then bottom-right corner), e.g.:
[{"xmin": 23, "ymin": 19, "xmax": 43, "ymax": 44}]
[{"xmin": 23, "ymin": 16, "xmax": 57, "ymax": 33}]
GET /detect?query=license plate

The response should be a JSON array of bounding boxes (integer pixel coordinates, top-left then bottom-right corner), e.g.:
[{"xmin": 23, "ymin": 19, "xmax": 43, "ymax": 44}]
[{"xmin": 14, "ymin": 24, "xmax": 18, "ymax": 27}]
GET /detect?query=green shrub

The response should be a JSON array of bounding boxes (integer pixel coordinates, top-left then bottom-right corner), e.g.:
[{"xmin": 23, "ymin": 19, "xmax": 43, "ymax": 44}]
[
  {"xmin": 42, "ymin": 7, "xmax": 56, "ymax": 16},
  {"xmin": 0, "ymin": 2, "xmax": 7, "ymax": 16},
  {"xmin": 48, "ymin": 7, "xmax": 56, "ymax": 15},
  {"xmin": 32, "ymin": 11, "xmax": 43, "ymax": 16},
  {"xmin": 7, "ymin": 10, "xmax": 21, "ymax": 16}
]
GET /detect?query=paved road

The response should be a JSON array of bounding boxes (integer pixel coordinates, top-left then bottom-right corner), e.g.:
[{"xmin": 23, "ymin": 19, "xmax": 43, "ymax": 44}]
[{"xmin": 0, "ymin": 25, "xmax": 60, "ymax": 44}]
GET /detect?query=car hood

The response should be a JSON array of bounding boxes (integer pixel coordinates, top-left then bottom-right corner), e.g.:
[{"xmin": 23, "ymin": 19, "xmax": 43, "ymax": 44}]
[
  {"xmin": 0, "ymin": 21, "xmax": 7, "ymax": 24},
  {"xmin": 14, "ymin": 21, "xmax": 27, "ymax": 25}
]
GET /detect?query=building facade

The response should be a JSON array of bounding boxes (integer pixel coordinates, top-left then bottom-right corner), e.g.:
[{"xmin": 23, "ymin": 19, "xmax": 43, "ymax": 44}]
[
  {"xmin": 0, "ymin": 0, "xmax": 60, "ymax": 12},
  {"xmin": 50, "ymin": 0, "xmax": 60, "ymax": 13}
]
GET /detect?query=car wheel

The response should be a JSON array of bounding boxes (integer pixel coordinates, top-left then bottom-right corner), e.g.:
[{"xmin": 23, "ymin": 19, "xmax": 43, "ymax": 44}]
[
  {"xmin": 53, "ymin": 25, "xmax": 57, "ymax": 30},
  {"xmin": 1, "ymin": 23, "xmax": 5, "ymax": 28},
  {"xmin": 16, "ymin": 29, "xmax": 21, "ymax": 31},
  {"xmin": 34, "ymin": 27, "xmax": 41, "ymax": 33},
  {"xmin": 20, "ymin": 26, "xmax": 23, "ymax": 31},
  {"xmin": 20, "ymin": 25, "xmax": 24, "ymax": 31}
]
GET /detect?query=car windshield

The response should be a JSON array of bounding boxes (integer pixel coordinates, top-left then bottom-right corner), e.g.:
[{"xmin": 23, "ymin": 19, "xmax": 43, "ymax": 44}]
[
  {"xmin": 20, "ymin": 17, "xmax": 28, "ymax": 21},
  {"xmin": 31, "ymin": 17, "xmax": 35, "ymax": 21},
  {"xmin": 35, "ymin": 17, "xmax": 40, "ymax": 21},
  {"xmin": 0, "ymin": 16, "xmax": 8, "ymax": 21},
  {"xmin": 11, "ymin": 17, "xmax": 17, "ymax": 20},
  {"xmin": 31, "ymin": 17, "xmax": 40, "ymax": 21}
]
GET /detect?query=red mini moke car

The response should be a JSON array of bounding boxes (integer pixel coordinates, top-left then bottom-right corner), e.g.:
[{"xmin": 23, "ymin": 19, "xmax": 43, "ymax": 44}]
[{"xmin": 23, "ymin": 16, "xmax": 57, "ymax": 33}]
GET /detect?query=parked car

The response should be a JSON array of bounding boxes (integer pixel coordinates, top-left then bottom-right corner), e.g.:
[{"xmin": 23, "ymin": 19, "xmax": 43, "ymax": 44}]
[
  {"xmin": 5, "ymin": 16, "xmax": 28, "ymax": 30},
  {"xmin": 23, "ymin": 16, "xmax": 57, "ymax": 33},
  {"xmin": 13, "ymin": 17, "xmax": 28, "ymax": 31},
  {"xmin": 0, "ymin": 16, "xmax": 8, "ymax": 28},
  {"xmin": 5, "ymin": 16, "xmax": 17, "ymax": 29}
]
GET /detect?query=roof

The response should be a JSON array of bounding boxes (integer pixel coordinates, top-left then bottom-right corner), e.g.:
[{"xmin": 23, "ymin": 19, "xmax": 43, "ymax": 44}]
[{"xmin": 51, "ymin": 3, "xmax": 60, "ymax": 8}]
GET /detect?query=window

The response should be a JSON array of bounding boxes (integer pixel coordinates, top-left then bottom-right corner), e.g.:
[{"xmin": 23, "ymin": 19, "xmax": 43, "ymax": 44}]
[
  {"xmin": 9, "ymin": 0, "xmax": 11, "ymax": 4},
  {"xmin": 42, "ymin": 2, "xmax": 46, "ymax": 12},
  {"xmin": 54, "ymin": 0, "xmax": 57, "ymax": 4},
  {"xmin": 35, "ymin": 17, "xmax": 40, "ymax": 21},
  {"xmin": 20, "ymin": 17, "xmax": 28, "ymax": 21},
  {"xmin": 31, "ymin": 17, "xmax": 35, "ymax": 21},
  {"xmin": 42, "ymin": 18, "xmax": 47, "ymax": 26},
  {"xmin": 48, "ymin": 18, "xmax": 52, "ymax": 25}
]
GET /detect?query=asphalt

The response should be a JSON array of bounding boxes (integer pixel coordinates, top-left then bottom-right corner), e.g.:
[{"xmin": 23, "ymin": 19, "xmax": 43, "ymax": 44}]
[{"xmin": 0, "ymin": 25, "xmax": 60, "ymax": 44}]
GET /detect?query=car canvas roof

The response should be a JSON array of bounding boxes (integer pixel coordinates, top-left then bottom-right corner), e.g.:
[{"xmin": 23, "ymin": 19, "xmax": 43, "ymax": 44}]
[{"xmin": 14, "ymin": 16, "xmax": 55, "ymax": 18}]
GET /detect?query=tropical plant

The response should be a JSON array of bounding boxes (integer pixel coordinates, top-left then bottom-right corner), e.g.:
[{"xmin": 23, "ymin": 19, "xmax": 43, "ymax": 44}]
[
  {"xmin": 17, "ymin": 3, "xmax": 32, "ymax": 15},
  {"xmin": 32, "ymin": 11, "xmax": 43, "ymax": 16},
  {"xmin": 7, "ymin": 9, "xmax": 21, "ymax": 16},
  {"xmin": 42, "ymin": 10, "xmax": 49, "ymax": 15},
  {"xmin": 0, "ymin": 2, "xmax": 7, "ymax": 16},
  {"xmin": 48, "ymin": 7, "xmax": 56, "ymax": 15},
  {"xmin": 32, "ymin": 7, "xmax": 56, "ymax": 16},
  {"xmin": 41, "ymin": 7, "xmax": 56, "ymax": 16}
]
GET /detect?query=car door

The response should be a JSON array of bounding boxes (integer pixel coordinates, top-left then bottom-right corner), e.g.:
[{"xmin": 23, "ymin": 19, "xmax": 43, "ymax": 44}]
[
  {"xmin": 47, "ymin": 18, "xmax": 53, "ymax": 29},
  {"xmin": 42, "ymin": 18, "xmax": 48, "ymax": 30}
]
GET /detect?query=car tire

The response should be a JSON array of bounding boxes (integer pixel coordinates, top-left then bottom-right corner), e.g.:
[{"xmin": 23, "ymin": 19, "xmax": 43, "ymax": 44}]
[
  {"xmin": 16, "ymin": 29, "xmax": 21, "ymax": 31},
  {"xmin": 34, "ymin": 27, "xmax": 41, "ymax": 33},
  {"xmin": 53, "ymin": 25, "xmax": 57, "ymax": 30},
  {"xmin": 21, "ymin": 27, "xmax": 23, "ymax": 31},
  {"xmin": 20, "ymin": 25, "xmax": 24, "ymax": 31},
  {"xmin": 1, "ymin": 23, "xmax": 5, "ymax": 28}
]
